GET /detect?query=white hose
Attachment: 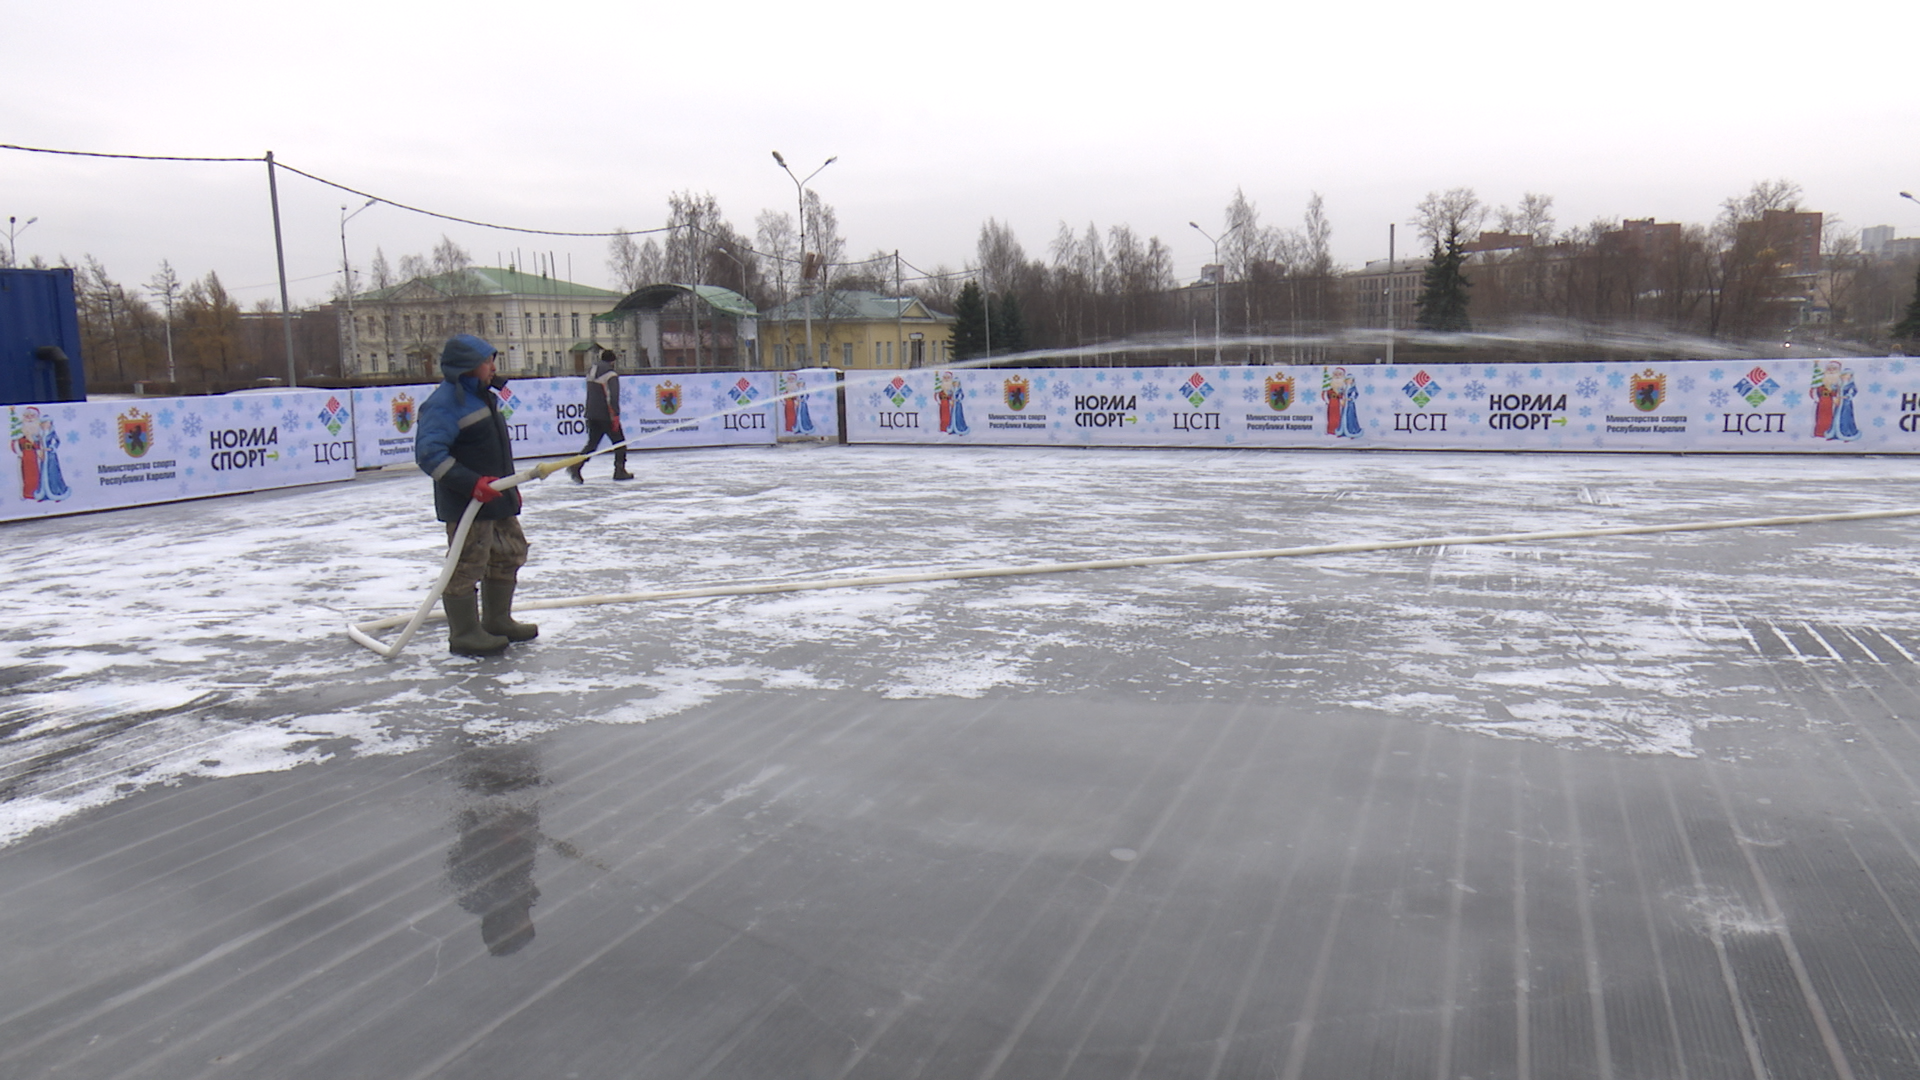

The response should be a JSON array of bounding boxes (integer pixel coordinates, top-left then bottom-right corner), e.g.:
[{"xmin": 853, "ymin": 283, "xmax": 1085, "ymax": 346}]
[
  {"xmin": 347, "ymin": 503, "xmax": 1920, "ymax": 657},
  {"xmin": 346, "ymin": 458, "xmax": 578, "ymax": 658}
]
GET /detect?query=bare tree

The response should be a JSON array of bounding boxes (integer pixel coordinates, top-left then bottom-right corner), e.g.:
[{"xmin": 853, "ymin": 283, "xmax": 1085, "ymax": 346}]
[
  {"xmin": 1048, "ymin": 221, "xmax": 1107, "ymax": 355},
  {"xmin": 802, "ymin": 191, "xmax": 844, "ymax": 280},
  {"xmin": 178, "ymin": 271, "xmax": 241, "ymax": 391},
  {"xmin": 755, "ymin": 209, "xmax": 797, "ymax": 307},
  {"xmin": 832, "ymin": 249, "xmax": 897, "ymax": 293},
  {"xmin": 1711, "ymin": 178, "xmax": 1808, "ymax": 339},
  {"xmin": 1414, "ymin": 188, "xmax": 1485, "ymax": 248},
  {"xmin": 147, "ymin": 260, "xmax": 181, "ymax": 383},
  {"xmin": 663, "ymin": 191, "xmax": 728, "ymax": 285},
  {"xmin": 975, "ymin": 218, "xmax": 1027, "ymax": 297},
  {"xmin": 1494, "ymin": 193, "xmax": 1556, "ymax": 245},
  {"xmin": 1301, "ymin": 192, "xmax": 1334, "ymax": 277},
  {"xmin": 607, "ymin": 229, "xmax": 647, "ymax": 293}
]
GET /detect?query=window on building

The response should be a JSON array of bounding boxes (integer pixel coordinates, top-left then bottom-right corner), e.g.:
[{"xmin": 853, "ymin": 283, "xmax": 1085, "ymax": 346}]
[
  {"xmin": 571, "ymin": 313, "xmax": 580, "ymax": 338},
  {"xmin": 403, "ymin": 315, "xmax": 412, "ymax": 335},
  {"xmin": 475, "ymin": 314, "xmax": 485, "ymax": 335},
  {"xmin": 874, "ymin": 342, "xmax": 883, "ymax": 367},
  {"xmin": 524, "ymin": 314, "xmax": 533, "ymax": 335},
  {"xmin": 495, "ymin": 313, "xmax": 504, "ymax": 335},
  {"xmin": 843, "ymin": 342, "xmax": 853, "ymax": 367},
  {"xmin": 538, "ymin": 313, "xmax": 547, "ymax": 334}
]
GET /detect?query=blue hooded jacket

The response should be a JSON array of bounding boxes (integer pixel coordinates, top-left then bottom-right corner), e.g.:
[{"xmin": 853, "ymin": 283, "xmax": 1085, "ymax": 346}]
[{"xmin": 415, "ymin": 335, "xmax": 521, "ymax": 522}]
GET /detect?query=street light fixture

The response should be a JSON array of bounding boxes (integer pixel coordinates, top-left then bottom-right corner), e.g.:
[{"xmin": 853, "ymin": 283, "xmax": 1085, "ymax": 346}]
[
  {"xmin": 1189, "ymin": 221, "xmax": 1238, "ymax": 364},
  {"xmin": 773, "ymin": 151, "xmax": 837, "ymax": 366},
  {"xmin": 7, "ymin": 215, "xmax": 38, "ymax": 266},
  {"xmin": 340, "ymin": 199, "xmax": 378, "ymax": 375}
]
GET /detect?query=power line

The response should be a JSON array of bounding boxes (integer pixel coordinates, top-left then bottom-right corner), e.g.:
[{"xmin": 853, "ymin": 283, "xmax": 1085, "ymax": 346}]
[
  {"xmin": 271, "ymin": 160, "xmax": 665, "ymax": 239},
  {"xmin": 1, "ymin": 142, "xmax": 671, "ymax": 240},
  {"xmin": 0, "ymin": 143, "xmax": 262, "ymax": 163},
  {"xmin": 4, "ymin": 141, "xmax": 955, "ymax": 289}
]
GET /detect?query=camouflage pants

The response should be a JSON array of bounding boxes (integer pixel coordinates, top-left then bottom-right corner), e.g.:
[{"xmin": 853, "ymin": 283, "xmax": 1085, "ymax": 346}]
[{"xmin": 443, "ymin": 517, "xmax": 529, "ymax": 596}]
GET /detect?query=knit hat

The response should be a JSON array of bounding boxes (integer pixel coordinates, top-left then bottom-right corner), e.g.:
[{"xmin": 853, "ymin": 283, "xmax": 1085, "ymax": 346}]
[{"xmin": 441, "ymin": 334, "xmax": 498, "ymax": 377}]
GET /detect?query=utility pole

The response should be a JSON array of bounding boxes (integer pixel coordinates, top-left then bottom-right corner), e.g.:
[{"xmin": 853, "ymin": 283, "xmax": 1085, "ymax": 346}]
[
  {"xmin": 340, "ymin": 199, "xmax": 376, "ymax": 376},
  {"xmin": 1385, "ymin": 223, "xmax": 1396, "ymax": 368},
  {"xmin": 265, "ymin": 152, "xmax": 297, "ymax": 386}
]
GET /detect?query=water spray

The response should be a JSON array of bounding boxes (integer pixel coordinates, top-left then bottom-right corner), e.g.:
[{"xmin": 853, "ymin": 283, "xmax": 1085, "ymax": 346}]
[
  {"xmin": 346, "ymin": 332, "xmax": 1895, "ymax": 657},
  {"xmin": 346, "ymin": 371, "xmax": 1920, "ymax": 656}
]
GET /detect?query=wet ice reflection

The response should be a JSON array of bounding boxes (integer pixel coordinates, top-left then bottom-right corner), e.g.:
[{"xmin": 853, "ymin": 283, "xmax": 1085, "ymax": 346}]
[{"xmin": 446, "ymin": 742, "xmax": 543, "ymax": 957}]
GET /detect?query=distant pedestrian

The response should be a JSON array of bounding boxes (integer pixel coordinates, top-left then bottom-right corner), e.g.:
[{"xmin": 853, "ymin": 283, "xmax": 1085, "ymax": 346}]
[{"xmin": 569, "ymin": 347, "xmax": 633, "ymax": 482}]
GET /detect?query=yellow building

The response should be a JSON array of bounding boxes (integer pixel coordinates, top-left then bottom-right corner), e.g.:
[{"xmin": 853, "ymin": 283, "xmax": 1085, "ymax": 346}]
[{"xmin": 760, "ymin": 290, "xmax": 955, "ymax": 370}]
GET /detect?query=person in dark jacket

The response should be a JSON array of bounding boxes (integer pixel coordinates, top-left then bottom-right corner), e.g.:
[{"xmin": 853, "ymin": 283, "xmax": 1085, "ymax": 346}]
[
  {"xmin": 568, "ymin": 347, "xmax": 633, "ymax": 482},
  {"xmin": 416, "ymin": 334, "xmax": 539, "ymax": 656}
]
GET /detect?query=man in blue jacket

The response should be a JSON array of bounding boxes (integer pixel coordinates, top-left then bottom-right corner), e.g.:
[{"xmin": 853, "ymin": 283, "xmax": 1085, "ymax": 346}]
[{"xmin": 416, "ymin": 335, "xmax": 538, "ymax": 656}]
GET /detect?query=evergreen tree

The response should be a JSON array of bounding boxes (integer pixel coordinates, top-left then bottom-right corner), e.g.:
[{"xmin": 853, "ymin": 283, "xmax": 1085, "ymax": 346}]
[
  {"xmin": 991, "ymin": 289, "xmax": 1026, "ymax": 356},
  {"xmin": 951, "ymin": 281, "xmax": 988, "ymax": 361},
  {"xmin": 1894, "ymin": 262, "xmax": 1920, "ymax": 341},
  {"xmin": 1414, "ymin": 226, "xmax": 1472, "ymax": 333}
]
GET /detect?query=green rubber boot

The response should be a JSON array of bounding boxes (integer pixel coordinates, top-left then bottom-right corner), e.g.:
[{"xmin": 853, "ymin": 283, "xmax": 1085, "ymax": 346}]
[
  {"xmin": 443, "ymin": 589, "xmax": 510, "ymax": 656},
  {"xmin": 480, "ymin": 580, "xmax": 539, "ymax": 642}
]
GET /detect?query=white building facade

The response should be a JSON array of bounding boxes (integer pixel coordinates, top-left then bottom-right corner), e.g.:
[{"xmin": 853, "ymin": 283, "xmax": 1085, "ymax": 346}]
[{"xmin": 340, "ymin": 268, "xmax": 627, "ymax": 380}]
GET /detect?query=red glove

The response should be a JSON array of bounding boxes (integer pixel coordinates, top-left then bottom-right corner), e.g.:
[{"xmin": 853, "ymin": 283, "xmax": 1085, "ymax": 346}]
[
  {"xmin": 611, "ymin": 417, "xmax": 624, "ymax": 436},
  {"xmin": 472, "ymin": 476, "xmax": 502, "ymax": 503}
]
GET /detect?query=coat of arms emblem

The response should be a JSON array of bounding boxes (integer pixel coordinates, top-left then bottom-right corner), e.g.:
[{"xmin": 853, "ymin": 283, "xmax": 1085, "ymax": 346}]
[
  {"xmin": 1265, "ymin": 373, "xmax": 1295, "ymax": 412},
  {"xmin": 1632, "ymin": 368, "xmax": 1666, "ymax": 413},
  {"xmin": 117, "ymin": 407, "xmax": 153, "ymax": 458}
]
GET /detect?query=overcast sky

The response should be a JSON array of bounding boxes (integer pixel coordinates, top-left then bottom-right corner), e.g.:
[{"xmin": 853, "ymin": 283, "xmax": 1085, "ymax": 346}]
[{"xmin": 8, "ymin": 0, "xmax": 1916, "ymax": 310}]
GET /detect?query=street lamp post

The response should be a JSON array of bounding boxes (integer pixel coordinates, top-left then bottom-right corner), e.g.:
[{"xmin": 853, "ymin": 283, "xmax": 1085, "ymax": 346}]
[
  {"xmin": 1189, "ymin": 221, "xmax": 1237, "ymax": 364},
  {"xmin": 773, "ymin": 151, "xmax": 836, "ymax": 366},
  {"xmin": 7, "ymin": 216, "xmax": 38, "ymax": 266},
  {"xmin": 340, "ymin": 199, "xmax": 377, "ymax": 375}
]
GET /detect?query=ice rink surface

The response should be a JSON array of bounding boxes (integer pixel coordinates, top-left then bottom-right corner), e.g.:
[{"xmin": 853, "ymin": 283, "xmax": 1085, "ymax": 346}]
[{"xmin": 4, "ymin": 444, "xmax": 1920, "ymax": 1078}]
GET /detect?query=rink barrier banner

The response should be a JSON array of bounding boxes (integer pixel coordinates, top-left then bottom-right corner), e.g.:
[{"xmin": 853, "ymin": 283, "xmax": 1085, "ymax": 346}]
[
  {"xmin": 843, "ymin": 357, "xmax": 1919, "ymax": 453},
  {"xmin": 350, "ymin": 384, "xmax": 429, "ymax": 468},
  {"xmin": 4, "ymin": 389, "xmax": 358, "ymax": 522},
  {"xmin": 775, "ymin": 368, "xmax": 841, "ymax": 441},
  {"xmin": 12, "ymin": 359, "xmax": 1913, "ymax": 523},
  {"xmin": 349, "ymin": 372, "xmax": 782, "ymax": 472}
]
